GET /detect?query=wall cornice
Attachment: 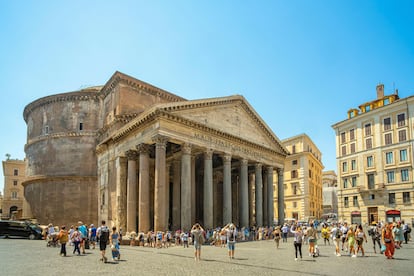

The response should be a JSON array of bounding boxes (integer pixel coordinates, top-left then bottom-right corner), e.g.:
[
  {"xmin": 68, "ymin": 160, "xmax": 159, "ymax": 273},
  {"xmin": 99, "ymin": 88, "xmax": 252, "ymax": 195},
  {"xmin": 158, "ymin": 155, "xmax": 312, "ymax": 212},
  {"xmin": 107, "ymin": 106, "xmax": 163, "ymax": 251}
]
[{"xmin": 25, "ymin": 131, "xmax": 98, "ymax": 151}]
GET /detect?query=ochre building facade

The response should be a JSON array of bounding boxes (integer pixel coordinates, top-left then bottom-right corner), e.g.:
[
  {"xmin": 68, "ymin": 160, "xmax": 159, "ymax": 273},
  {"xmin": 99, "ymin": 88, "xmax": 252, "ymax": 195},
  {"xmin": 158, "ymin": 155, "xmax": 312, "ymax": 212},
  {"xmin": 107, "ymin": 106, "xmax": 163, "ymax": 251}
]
[{"xmin": 23, "ymin": 71, "xmax": 288, "ymax": 231}]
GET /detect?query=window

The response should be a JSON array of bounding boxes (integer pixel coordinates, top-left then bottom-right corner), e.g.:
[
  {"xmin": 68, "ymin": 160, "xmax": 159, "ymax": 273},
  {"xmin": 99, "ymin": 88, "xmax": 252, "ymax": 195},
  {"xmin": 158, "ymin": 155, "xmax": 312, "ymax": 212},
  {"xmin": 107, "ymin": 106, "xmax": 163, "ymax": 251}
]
[
  {"xmin": 403, "ymin": 192, "xmax": 410, "ymax": 203},
  {"xmin": 384, "ymin": 133, "xmax": 392, "ymax": 145},
  {"xmin": 400, "ymin": 149, "xmax": 408, "ymax": 162},
  {"xmin": 384, "ymin": 118, "xmax": 391, "ymax": 131},
  {"xmin": 350, "ymin": 129, "xmax": 355, "ymax": 140},
  {"xmin": 344, "ymin": 197, "xmax": 349, "ymax": 208},
  {"xmin": 11, "ymin": 191, "xmax": 17, "ymax": 199},
  {"xmin": 384, "ymin": 98, "xmax": 390, "ymax": 105},
  {"xmin": 292, "ymin": 160, "xmax": 297, "ymax": 165},
  {"xmin": 401, "ymin": 169, "xmax": 409, "ymax": 182},
  {"xmin": 79, "ymin": 122, "xmax": 83, "ymax": 131},
  {"xmin": 367, "ymin": 174, "xmax": 375, "ymax": 189},
  {"xmin": 366, "ymin": 138, "xmax": 372, "ymax": 150},
  {"xmin": 343, "ymin": 178, "xmax": 348, "ymax": 189},
  {"xmin": 292, "ymin": 145, "xmax": 296, "ymax": 154},
  {"xmin": 351, "ymin": 160, "xmax": 356, "ymax": 170},
  {"xmin": 389, "ymin": 193, "xmax": 396, "ymax": 204},
  {"xmin": 387, "ymin": 171, "xmax": 395, "ymax": 183},
  {"xmin": 351, "ymin": 176, "xmax": 357, "ymax": 187},
  {"xmin": 342, "ymin": 162, "xmax": 348, "ymax": 172},
  {"xmin": 291, "ymin": 170, "xmax": 298, "ymax": 179},
  {"xmin": 367, "ymin": 156, "xmax": 373, "ymax": 167},
  {"xmin": 365, "ymin": 105, "xmax": 371, "ymax": 112},
  {"xmin": 399, "ymin": 130, "xmax": 407, "ymax": 142},
  {"xmin": 13, "ymin": 169, "xmax": 18, "ymax": 176},
  {"xmin": 350, "ymin": 143, "xmax": 356, "ymax": 153},
  {"xmin": 13, "ymin": 180, "xmax": 17, "ymax": 186},
  {"xmin": 397, "ymin": 113, "xmax": 405, "ymax": 127},
  {"xmin": 292, "ymin": 184, "xmax": 298, "ymax": 195},
  {"xmin": 293, "ymin": 202, "xmax": 297, "ymax": 208},
  {"xmin": 365, "ymin": 123, "xmax": 372, "ymax": 136},
  {"xmin": 369, "ymin": 194, "xmax": 375, "ymax": 200},
  {"xmin": 342, "ymin": 146, "xmax": 347, "ymax": 156},
  {"xmin": 309, "ymin": 170, "xmax": 312, "ymax": 178},
  {"xmin": 341, "ymin": 132, "xmax": 346, "ymax": 144},
  {"xmin": 386, "ymin": 152, "xmax": 394, "ymax": 164},
  {"xmin": 44, "ymin": 125, "xmax": 49, "ymax": 134},
  {"xmin": 353, "ymin": 196, "xmax": 358, "ymax": 206}
]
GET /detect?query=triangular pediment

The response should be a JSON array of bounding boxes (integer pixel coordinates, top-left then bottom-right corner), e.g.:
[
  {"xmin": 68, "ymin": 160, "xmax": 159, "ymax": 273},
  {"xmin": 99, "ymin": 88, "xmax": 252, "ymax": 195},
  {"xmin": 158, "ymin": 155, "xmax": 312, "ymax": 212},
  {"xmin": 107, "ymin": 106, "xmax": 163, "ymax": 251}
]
[{"xmin": 157, "ymin": 95, "xmax": 288, "ymax": 155}]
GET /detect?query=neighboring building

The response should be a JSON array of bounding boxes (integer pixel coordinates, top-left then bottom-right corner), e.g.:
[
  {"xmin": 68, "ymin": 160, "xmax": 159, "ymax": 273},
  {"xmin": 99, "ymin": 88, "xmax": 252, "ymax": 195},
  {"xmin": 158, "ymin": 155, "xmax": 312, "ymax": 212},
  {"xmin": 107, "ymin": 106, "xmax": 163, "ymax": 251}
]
[
  {"xmin": 322, "ymin": 170, "xmax": 338, "ymax": 218},
  {"xmin": 281, "ymin": 134, "xmax": 324, "ymax": 221},
  {"xmin": 332, "ymin": 84, "xmax": 414, "ymax": 225},
  {"xmin": 0, "ymin": 191, "xmax": 3, "ymax": 216},
  {"xmin": 23, "ymin": 71, "xmax": 288, "ymax": 230},
  {"xmin": 2, "ymin": 159, "xmax": 26, "ymax": 219}
]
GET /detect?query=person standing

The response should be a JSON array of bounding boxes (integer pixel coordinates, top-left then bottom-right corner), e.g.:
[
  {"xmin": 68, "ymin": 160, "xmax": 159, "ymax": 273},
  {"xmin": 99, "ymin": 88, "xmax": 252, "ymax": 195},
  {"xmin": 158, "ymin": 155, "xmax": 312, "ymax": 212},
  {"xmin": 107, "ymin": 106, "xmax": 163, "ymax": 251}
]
[
  {"xmin": 191, "ymin": 223, "xmax": 205, "ymax": 261},
  {"xmin": 281, "ymin": 224, "xmax": 289, "ymax": 243},
  {"xmin": 340, "ymin": 222, "xmax": 349, "ymax": 252},
  {"xmin": 223, "ymin": 223, "xmax": 237, "ymax": 260},
  {"xmin": 97, "ymin": 220, "xmax": 110, "ymax": 263},
  {"xmin": 290, "ymin": 224, "xmax": 303, "ymax": 261},
  {"xmin": 382, "ymin": 222, "xmax": 395, "ymax": 259},
  {"xmin": 331, "ymin": 223, "xmax": 341, "ymax": 256},
  {"xmin": 57, "ymin": 225, "xmax": 69, "ymax": 257},
  {"xmin": 321, "ymin": 224, "xmax": 330, "ymax": 246},
  {"xmin": 369, "ymin": 223, "xmax": 382, "ymax": 254},
  {"xmin": 89, "ymin": 224, "xmax": 97, "ymax": 250},
  {"xmin": 78, "ymin": 221, "xmax": 88, "ymax": 254},
  {"xmin": 393, "ymin": 221, "xmax": 404, "ymax": 248},
  {"xmin": 110, "ymin": 226, "xmax": 121, "ymax": 262},
  {"xmin": 71, "ymin": 227, "xmax": 81, "ymax": 255},
  {"xmin": 402, "ymin": 221, "xmax": 410, "ymax": 244},
  {"xmin": 307, "ymin": 223, "xmax": 318, "ymax": 257},
  {"xmin": 346, "ymin": 226, "xmax": 356, "ymax": 257}
]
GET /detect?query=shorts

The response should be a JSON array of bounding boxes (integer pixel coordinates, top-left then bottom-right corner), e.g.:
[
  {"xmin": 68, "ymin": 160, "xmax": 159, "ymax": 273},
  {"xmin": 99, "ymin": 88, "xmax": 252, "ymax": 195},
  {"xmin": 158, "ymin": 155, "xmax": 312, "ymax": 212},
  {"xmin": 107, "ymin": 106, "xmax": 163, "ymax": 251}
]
[
  {"xmin": 194, "ymin": 242, "xmax": 201, "ymax": 250},
  {"xmin": 90, "ymin": 236, "xmax": 97, "ymax": 242},
  {"xmin": 99, "ymin": 240, "xmax": 107, "ymax": 251},
  {"xmin": 228, "ymin": 242, "xmax": 235, "ymax": 251}
]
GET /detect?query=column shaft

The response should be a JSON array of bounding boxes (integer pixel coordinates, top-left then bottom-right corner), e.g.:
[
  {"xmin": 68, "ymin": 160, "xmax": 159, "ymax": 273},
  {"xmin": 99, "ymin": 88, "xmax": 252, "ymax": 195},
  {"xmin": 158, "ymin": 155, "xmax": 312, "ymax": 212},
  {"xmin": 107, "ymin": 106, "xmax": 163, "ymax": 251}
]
[
  {"xmin": 277, "ymin": 168, "xmax": 285, "ymax": 226},
  {"xmin": 223, "ymin": 153, "xmax": 232, "ymax": 224},
  {"xmin": 115, "ymin": 156, "xmax": 127, "ymax": 231},
  {"xmin": 263, "ymin": 172, "xmax": 268, "ymax": 226},
  {"xmin": 172, "ymin": 160, "xmax": 181, "ymax": 230},
  {"xmin": 204, "ymin": 149, "xmax": 214, "ymax": 229},
  {"xmin": 181, "ymin": 144, "xmax": 192, "ymax": 231},
  {"xmin": 137, "ymin": 144, "xmax": 150, "ymax": 233},
  {"xmin": 126, "ymin": 150, "xmax": 138, "ymax": 233},
  {"xmin": 267, "ymin": 166, "xmax": 274, "ymax": 226},
  {"xmin": 255, "ymin": 163, "xmax": 263, "ymax": 227},
  {"xmin": 153, "ymin": 135, "xmax": 168, "ymax": 232},
  {"xmin": 240, "ymin": 159, "xmax": 249, "ymax": 228}
]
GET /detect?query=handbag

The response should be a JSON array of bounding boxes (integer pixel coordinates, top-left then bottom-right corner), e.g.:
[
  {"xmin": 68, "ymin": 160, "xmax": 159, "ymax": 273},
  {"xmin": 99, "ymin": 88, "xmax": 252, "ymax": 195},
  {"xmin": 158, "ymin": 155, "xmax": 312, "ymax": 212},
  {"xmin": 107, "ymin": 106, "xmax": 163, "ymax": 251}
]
[{"xmin": 381, "ymin": 244, "xmax": 386, "ymax": 253}]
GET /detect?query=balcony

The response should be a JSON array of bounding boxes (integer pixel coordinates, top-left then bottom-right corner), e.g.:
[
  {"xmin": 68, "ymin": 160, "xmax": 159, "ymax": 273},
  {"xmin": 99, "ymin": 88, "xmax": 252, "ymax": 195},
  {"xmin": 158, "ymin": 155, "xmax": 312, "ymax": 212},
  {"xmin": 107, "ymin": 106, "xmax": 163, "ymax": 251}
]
[{"xmin": 357, "ymin": 183, "xmax": 385, "ymax": 194}]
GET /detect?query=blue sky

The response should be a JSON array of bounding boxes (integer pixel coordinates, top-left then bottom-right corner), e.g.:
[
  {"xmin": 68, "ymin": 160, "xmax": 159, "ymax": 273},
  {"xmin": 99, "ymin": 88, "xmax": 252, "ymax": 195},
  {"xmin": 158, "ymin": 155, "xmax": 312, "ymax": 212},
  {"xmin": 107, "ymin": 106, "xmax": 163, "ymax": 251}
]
[{"xmin": 1, "ymin": 0, "xmax": 413, "ymax": 192}]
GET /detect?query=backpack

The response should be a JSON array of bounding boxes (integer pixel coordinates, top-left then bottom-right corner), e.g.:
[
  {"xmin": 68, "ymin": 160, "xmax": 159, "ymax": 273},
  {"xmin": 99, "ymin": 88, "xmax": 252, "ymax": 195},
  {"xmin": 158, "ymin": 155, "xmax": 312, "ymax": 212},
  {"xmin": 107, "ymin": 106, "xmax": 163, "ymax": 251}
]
[
  {"xmin": 228, "ymin": 230, "xmax": 235, "ymax": 242},
  {"xmin": 335, "ymin": 229, "xmax": 341, "ymax": 239},
  {"xmin": 100, "ymin": 226, "xmax": 110, "ymax": 243}
]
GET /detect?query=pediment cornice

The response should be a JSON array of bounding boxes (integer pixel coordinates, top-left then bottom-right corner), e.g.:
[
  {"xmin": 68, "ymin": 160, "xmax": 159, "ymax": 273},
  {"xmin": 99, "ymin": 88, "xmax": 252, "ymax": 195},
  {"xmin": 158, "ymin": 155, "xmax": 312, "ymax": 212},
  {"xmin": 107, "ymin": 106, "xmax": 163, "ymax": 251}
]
[{"xmin": 100, "ymin": 71, "xmax": 186, "ymax": 103}]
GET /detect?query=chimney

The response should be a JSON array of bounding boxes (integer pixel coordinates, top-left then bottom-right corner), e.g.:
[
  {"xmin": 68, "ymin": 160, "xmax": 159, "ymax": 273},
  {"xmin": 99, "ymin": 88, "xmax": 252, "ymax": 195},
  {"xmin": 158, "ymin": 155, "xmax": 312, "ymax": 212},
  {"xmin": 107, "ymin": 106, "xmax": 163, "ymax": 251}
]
[{"xmin": 376, "ymin": 84, "xmax": 384, "ymax": 99}]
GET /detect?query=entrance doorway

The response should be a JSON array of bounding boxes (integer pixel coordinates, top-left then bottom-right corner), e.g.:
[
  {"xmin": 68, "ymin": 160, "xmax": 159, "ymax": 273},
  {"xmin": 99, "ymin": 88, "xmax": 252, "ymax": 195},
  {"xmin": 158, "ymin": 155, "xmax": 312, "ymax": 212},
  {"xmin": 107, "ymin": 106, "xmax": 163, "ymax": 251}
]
[{"xmin": 368, "ymin": 207, "xmax": 378, "ymax": 224}]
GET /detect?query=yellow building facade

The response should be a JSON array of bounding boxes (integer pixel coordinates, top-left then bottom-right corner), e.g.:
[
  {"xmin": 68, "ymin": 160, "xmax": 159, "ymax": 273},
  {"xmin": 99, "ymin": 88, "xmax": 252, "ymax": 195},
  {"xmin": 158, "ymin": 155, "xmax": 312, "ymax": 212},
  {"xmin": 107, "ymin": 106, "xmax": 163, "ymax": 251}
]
[
  {"xmin": 332, "ymin": 84, "xmax": 414, "ymax": 225},
  {"xmin": 281, "ymin": 134, "xmax": 324, "ymax": 222},
  {"xmin": 2, "ymin": 159, "xmax": 27, "ymax": 219}
]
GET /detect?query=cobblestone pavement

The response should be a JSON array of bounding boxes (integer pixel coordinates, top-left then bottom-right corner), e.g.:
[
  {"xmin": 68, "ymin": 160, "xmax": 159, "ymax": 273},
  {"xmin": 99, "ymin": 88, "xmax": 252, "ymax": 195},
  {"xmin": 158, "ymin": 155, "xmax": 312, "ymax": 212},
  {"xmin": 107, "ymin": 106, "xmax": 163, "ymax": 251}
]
[{"xmin": 1, "ymin": 238, "xmax": 413, "ymax": 276}]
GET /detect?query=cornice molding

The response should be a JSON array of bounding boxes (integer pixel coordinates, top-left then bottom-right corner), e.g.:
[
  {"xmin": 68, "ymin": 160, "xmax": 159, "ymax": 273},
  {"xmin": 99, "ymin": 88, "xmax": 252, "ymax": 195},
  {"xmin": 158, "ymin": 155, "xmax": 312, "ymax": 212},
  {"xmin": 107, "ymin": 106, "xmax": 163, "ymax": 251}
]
[
  {"xmin": 22, "ymin": 175, "xmax": 97, "ymax": 186},
  {"xmin": 25, "ymin": 131, "xmax": 97, "ymax": 150},
  {"xmin": 23, "ymin": 91, "xmax": 101, "ymax": 122}
]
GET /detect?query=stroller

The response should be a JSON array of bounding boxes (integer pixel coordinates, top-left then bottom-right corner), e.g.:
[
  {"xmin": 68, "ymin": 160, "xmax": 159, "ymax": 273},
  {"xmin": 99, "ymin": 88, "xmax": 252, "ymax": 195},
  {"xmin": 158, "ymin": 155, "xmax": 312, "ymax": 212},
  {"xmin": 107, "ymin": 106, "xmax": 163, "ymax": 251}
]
[
  {"xmin": 313, "ymin": 244, "xmax": 320, "ymax": 257},
  {"xmin": 46, "ymin": 232, "xmax": 59, "ymax": 247}
]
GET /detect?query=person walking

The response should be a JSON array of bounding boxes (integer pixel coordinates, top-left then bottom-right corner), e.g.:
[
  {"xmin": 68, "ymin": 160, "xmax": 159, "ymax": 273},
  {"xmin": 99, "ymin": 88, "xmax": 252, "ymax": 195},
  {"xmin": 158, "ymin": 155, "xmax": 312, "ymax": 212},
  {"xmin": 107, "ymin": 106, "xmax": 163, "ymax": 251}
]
[
  {"xmin": 273, "ymin": 226, "xmax": 282, "ymax": 249},
  {"xmin": 369, "ymin": 223, "xmax": 382, "ymax": 254},
  {"xmin": 346, "ymin": 226, "xmax": 356, "ymax": 257},
  {"xmin": 331, "ymin": 223, "xmax": 341, "ymax": 256},
  {"xmin": 290, "ymin": 224, "xmax": 304, "ymax": 261},
  {"xmin": 89, "ymin": 224, "xmax": 97, "ymax": 250},
  {"xmin": 78, "ymin": 221, "xmax": 88, "ymax": 254},
  {"xmin": 191, "ymin": 223, "xmax": 205, "ymax": 261},
  {"xmin": 393, "ymin": 221, "xmax": 404, "ymax": 249},
  {"xmin": 340, "ymin": 222, "xmax": 349, "ymax": 252},
  {"xmin": 57, "ymin": 225, "xmax": 69, "ymax": 257},
  {"xmin": 382, "ymin": 222, "xmax": 395, "ymax": 259},
  {"xmin": 97, "ymin": 220, "xmax": 110, "ymax": 263},
  {"xmin": 110, "ymin": 226, "xmax": 121, "ymax": 262},
  {"xmin": 355, "ymin": 224, "xmax": 367, "ymax": 257},
  {"xmin": 321, "ymin": 224, "xmax": 330, "ymax": 246},
  {"xmin": 402, "ymin": 221, "xmax": 410, "ymax": 244},
  {"xmin": 71, "ymin": 227, "xmax": 81, "ymax": 255}
]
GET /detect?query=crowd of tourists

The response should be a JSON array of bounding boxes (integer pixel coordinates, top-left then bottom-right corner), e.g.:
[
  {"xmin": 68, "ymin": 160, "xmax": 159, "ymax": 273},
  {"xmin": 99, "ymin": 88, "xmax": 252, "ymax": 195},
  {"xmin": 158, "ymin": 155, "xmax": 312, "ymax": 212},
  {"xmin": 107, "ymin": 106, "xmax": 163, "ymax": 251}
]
[{"xmin": 44, "ymin": 219, "xmax": 411, "ymax": 263}]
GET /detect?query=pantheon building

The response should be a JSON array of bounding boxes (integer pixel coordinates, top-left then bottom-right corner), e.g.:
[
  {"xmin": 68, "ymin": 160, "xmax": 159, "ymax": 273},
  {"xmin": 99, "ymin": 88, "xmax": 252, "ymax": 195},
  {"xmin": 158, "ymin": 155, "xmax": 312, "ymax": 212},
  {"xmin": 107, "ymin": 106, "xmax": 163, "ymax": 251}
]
[{"xmin": 23, "ymin": 71, "xmax": 288, "ymax": 232}]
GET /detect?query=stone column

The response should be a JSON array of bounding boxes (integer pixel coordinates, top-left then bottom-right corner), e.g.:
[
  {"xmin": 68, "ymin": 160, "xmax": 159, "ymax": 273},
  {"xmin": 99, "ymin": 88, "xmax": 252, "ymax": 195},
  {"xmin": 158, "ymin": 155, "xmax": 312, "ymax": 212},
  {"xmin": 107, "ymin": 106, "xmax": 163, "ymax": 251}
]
[
  {"xmin": 166, "ymin": 162, "xmax": 171, "ymax": 230},
  {"xmin": 267, "ymin": 166, "xmax": 274, "ymax": 226},
  {"xmin": 191, "ymin": 155, "xmax": 196, "ymax": 223},
  {"xmin": 153, "ymin": 135, "xmax": 168, "ymax": 232},
  {"xmin": 263, "ymin": 170, "xmax": 268, "ymax": 226},
  {"xmin": 181, "ymin": 143, "xmax": 192, "ymax": 231},
  {"xmin": 137, "ymin": 143, "xmax": 150, "ymax": 233},
  {"xmin": 249, "ymin": 173, "xmax": 255, "ymax": 227},
  {"xmin": 172, "ymin": 159, "xmax": 181, "ymax": 230},
  {"xmin": 223, "ymin": 153, "xmax": 232, "ymax": 225},
  {"xmin": 115, "ymin": 156, "xmax": 127, "ymax": 231},
  {"xmin": 240, "ymin": 159, "xmax": 249, "ymax": 228},
  {"xmin": 277, "ymin": 168, "xmax": 285, "ymax": 226},
  {"xmin": 255, "ymin": 163, "xmax": 263, "ymax": 227},
  {"xmin": 126, "ymin": 150, "xmax": 138, "ymax": 233},
  {"xmin": 204, "ymin": 149, "xmax": 214, "ymax": 229}
]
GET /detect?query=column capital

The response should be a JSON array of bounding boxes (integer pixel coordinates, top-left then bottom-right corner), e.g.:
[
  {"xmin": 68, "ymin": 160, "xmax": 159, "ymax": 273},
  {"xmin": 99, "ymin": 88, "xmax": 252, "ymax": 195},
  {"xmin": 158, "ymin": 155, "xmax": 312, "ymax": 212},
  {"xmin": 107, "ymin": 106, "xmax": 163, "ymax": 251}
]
[
  {"xmin": 125, "ymin": 149, "xmax": 138, "ymax": 160},
  {"xmin": 266, "ymin": 166, "xmax": 274, "ymax": 172},
  {"xmin": 136, "ymin": 143, "xmax": 151, "ymax": 154},
  {"xmin": 152, "ymin": 134, "xmax": 168, "ymax": 149},
  {"xmin": 204, "ymin": 149, "xmax": 213, "ymax": 159},
  {"xmin": 241, "ymin": 159, "xmax": 248, "ymax": 166},
  {"xmin": 255, "ymin": 163, "xmax": 262, "ymax": 170},
  {"xmin": 182, "ymin": 143, "xmax": 192, "ymax": 155},
  {"xmin": 222, "ymin": 153, "xmax": 232, "ymax": 163},
  {"xmin": 277, "ymin": 167, "xmax": 284, "ymax": 175}
]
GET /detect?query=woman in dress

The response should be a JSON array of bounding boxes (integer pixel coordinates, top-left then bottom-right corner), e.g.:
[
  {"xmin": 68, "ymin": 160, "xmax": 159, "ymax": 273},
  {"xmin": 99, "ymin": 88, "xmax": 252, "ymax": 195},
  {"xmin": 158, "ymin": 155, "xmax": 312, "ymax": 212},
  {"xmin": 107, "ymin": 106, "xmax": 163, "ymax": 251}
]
[
  {"xmin": 110, "ymin": 226, "xmax": 121, "ymax": 261},
  {"xmin": 382, "ymin": 222, "xmax": 395, "ymax": 259},
  {"xmin": 346, "ymin": 226, "xmax": 356, "ymax": 257}
]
